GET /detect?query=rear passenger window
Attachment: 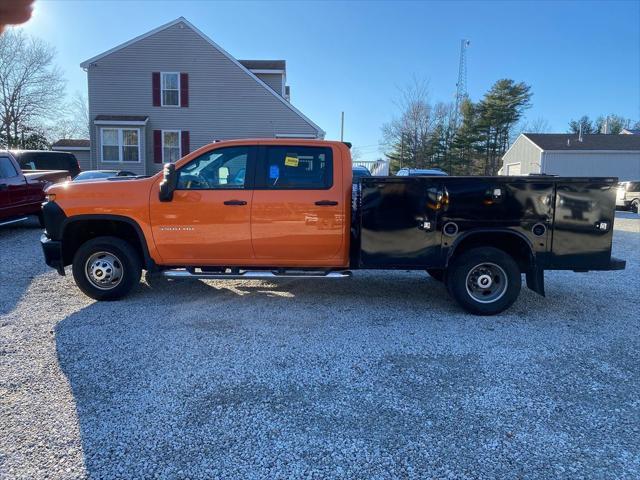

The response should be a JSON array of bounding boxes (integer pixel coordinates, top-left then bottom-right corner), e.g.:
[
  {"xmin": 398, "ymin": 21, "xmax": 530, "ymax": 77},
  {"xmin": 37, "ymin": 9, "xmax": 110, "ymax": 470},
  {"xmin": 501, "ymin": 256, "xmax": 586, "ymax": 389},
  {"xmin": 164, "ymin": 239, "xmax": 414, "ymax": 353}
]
[
  {"xmin": 263, "ymin": 146, "xmax": 332, "ymax": 189},
  {"xmin": 0, "ymin": 157, "xmax": 18, "ymax": 178}
]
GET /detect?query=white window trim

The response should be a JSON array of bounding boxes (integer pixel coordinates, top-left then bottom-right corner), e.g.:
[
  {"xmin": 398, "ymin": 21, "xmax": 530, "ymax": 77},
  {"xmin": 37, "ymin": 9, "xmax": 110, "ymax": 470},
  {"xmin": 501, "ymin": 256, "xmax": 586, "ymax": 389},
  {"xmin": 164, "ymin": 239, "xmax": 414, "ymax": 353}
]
[
  {"xmin": 100, "ymin": 127, "xmax": 142, "ymax": 163},
  {"xmin": 161, "ymin": 130, "xmax": 182, "ymax": 163},
  {"xmin": 160, "ymin": 72, "xmax": 181, "ymax": 107}
]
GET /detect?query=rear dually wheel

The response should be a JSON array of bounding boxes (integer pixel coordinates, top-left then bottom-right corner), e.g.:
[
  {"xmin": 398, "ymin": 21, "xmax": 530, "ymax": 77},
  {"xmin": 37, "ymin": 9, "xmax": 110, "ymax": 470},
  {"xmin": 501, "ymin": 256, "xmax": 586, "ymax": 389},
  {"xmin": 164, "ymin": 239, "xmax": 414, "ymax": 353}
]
[{"xmin": 446, "ymin": 247, "xmax": 521, "ymax": 315}]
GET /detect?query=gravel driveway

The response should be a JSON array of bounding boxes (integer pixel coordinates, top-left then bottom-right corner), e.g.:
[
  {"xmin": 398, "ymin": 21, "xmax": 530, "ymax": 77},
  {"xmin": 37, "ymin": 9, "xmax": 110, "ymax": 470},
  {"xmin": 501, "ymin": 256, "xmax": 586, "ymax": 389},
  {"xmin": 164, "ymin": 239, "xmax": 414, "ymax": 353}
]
[{"xmin": 1, "ymin": 214, "xmax": 639, "ymax": 479}]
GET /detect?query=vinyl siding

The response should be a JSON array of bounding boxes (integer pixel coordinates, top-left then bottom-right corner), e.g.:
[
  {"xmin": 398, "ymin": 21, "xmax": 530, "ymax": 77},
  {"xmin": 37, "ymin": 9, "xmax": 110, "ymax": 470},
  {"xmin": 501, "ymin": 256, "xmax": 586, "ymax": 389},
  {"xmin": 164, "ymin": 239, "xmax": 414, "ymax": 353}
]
[
  {"xmin": 73, "ymin": 150, "xmax": 91, "ymax": 171},
  {"xmin": 254, "ymin": 73, "xmax": 284, "ymax": 96},
  {"xmin": 501, "ymin": 135, "xmax": 542, "ymax": 174},
  {"xmin": 87, "ymin": 21, "xmax": 320, "ymax": 174},
  {"xmin": 542, "ymin": 151, "xmax": 640, "ymax": 181}
]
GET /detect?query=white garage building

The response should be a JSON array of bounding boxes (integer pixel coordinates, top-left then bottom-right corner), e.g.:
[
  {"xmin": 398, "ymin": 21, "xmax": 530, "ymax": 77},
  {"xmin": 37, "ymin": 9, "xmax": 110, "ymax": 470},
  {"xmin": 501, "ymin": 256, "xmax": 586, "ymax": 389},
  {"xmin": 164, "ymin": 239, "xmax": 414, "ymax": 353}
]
[{"xmin": 500, "ymin": 133, "xmax": 640, "ymax": 181}]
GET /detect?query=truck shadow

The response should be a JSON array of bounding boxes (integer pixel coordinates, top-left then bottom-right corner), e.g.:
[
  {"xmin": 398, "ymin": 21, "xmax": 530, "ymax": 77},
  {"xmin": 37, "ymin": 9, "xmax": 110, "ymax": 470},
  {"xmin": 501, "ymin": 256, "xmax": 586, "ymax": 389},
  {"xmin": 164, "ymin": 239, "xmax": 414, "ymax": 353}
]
[{"xmin": 0, "ymin": 217, "xmax": 47, "ymax": 316}]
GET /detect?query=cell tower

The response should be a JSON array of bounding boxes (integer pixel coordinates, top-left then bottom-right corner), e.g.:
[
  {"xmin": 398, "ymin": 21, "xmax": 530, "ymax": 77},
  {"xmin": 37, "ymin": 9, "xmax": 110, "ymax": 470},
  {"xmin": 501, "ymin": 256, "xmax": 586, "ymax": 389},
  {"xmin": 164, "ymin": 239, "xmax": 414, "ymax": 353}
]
[{"xmin": 453, "ymin": 39, "xmax": 470, "ymax": 129}]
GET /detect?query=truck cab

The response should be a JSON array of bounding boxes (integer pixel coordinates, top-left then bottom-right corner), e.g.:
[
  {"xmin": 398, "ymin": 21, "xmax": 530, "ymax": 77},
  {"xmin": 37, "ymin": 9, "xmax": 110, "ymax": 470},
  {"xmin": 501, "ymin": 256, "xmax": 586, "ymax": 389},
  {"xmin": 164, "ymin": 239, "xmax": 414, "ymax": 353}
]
[
  {"xmin": 1, "ymin": 151, "xmax": 69, "ymax": 227},
  {"xmin": 40, "ymin": 139, "xmax": 625, "ymax": 315}
]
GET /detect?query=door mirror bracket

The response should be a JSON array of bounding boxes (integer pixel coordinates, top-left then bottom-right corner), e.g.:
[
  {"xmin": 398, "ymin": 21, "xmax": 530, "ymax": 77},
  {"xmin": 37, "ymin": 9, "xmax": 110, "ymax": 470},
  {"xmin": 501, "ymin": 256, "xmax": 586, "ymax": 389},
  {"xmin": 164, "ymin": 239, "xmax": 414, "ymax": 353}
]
[{"xmin": 159, "ymin": 163, "xmax": 178, "ymax": 202}]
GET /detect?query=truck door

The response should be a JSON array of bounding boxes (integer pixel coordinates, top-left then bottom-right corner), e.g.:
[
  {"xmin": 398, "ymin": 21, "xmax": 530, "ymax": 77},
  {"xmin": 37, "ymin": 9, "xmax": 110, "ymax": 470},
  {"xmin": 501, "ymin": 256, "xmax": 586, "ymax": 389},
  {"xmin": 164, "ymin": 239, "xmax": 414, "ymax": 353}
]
[
  {"xmin": 0, "ymin": 155, "xmax": 28, "ymax": 218},
  {"xmin": 149, "ymin": 146, "xmax": 256, "ymax": 264},
  {"xmin": 250, "ymin": 145, "xmax": 344, "ymax": 266}
]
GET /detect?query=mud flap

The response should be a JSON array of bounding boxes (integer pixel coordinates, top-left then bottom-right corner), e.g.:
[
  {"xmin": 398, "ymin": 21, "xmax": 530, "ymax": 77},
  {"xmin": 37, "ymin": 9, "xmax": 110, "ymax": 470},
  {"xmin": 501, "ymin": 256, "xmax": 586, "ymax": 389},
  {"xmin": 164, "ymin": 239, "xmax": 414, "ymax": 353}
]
[{"xmin": 526, "ymin": 265, "xmax": 545, "ymax": 297}]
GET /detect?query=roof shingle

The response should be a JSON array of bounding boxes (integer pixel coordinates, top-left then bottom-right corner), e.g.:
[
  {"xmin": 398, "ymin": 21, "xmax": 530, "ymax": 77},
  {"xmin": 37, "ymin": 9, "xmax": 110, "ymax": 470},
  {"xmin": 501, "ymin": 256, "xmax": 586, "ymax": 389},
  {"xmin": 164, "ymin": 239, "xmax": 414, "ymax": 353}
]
[
  {"xmin": 524, "ymin": 133, "xmax": 640, "ymax": 151},
  {"xmin": 94, "ymin": 115, "xmax": 149, "ymax": 122},
  {"xmin": 52, "ymin": 139, "xmax": 90, "ymax": 148},
  {"xmin": 239, "ymin": 60, "xmax": 285, "ymax": 71}
]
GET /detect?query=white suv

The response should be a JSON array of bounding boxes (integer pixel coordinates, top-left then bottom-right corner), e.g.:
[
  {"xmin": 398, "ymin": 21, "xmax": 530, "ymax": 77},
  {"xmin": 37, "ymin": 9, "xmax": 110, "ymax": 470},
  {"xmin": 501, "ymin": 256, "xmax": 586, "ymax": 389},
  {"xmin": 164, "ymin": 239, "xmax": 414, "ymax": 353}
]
[{"xmin": 616, "ymin": 181, "xmax": 640, "ymax": 212}]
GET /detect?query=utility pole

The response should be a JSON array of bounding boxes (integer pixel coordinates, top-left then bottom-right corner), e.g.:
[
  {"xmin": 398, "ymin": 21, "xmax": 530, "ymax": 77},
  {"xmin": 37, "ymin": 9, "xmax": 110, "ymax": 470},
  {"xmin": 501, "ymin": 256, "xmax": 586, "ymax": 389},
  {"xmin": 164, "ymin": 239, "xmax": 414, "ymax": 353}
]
[{"xmin": 340, "ymin": 111, "xmax": 344, "ymax": 141}]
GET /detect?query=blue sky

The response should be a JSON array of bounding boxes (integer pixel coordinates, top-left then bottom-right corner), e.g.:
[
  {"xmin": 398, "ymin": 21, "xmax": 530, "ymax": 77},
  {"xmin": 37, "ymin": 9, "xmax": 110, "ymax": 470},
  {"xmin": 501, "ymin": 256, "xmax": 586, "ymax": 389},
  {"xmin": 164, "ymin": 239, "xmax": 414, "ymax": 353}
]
[{"xmin": 20, "ymin": 0, "xmax": 640, "ymax": 160}]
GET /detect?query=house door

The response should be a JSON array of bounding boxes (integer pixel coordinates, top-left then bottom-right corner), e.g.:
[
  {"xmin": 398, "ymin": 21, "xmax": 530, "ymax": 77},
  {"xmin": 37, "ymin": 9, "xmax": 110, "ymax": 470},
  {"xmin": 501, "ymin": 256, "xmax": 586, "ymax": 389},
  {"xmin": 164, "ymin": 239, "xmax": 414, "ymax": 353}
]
[
  {"xmin": 250, "ymin": 145, "xmax": 344, "ymax": 266},
  {"xmin": 149, "ymin": 146, "xmax": 256, "ymax": 264}
]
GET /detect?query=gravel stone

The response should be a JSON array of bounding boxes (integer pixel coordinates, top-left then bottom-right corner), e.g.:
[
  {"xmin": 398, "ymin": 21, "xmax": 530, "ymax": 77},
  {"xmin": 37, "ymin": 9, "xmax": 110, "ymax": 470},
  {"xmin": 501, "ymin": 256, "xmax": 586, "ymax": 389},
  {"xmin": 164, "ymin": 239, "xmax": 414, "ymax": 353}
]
[{"xmin": 0, "ymin": 213, "xmax": 639, "ymax": 479}]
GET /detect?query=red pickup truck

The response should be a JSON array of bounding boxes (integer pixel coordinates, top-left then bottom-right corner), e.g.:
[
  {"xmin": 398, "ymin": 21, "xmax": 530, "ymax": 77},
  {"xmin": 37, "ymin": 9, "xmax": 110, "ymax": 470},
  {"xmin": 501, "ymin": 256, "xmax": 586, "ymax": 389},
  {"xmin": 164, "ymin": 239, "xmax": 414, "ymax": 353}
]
[{"xmin": 0, "ymin": 151, "xmax": 69, "ymax": 227}]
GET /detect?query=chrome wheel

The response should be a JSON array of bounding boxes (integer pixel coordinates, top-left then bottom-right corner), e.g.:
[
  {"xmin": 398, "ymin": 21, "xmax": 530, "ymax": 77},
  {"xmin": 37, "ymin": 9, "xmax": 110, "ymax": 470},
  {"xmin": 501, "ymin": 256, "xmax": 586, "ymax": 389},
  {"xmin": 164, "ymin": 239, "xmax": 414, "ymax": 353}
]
[
  {"xmin": 465, "ymin": 262, "xmax": 508, "ymax": 304},
  {"xmin": 85, "ymin": 251, "xmax": 123, "ymax": 290}
]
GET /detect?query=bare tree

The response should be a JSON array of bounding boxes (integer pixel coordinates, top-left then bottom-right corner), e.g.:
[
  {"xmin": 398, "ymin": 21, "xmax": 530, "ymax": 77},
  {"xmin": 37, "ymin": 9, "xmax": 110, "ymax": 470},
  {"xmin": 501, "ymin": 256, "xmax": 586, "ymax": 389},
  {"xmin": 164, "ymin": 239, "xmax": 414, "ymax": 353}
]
[
  {"xmin": 0, "ymin": 29, "xmax": 65, "ymax": 148},
  {"xmin": 381, "ymin": 77, "xmax": 439, "ymax": 170},
  {"xmin": 48, "ymin": 91, "xmax": 90, "ymax": 141},
  {"xmin": 512, "ymin": 116, "xmax": 550, "ymax": 142}
]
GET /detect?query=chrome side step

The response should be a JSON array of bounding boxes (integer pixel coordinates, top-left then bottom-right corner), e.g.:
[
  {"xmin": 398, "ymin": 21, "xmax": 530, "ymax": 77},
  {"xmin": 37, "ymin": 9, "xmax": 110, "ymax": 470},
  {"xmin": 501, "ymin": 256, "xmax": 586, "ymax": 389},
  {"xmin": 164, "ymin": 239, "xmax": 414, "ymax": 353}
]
[
  {"xmin": 162, "ymin": 269, "xmax": 352, "ymax": 280},
  {"xmin": 0, "ymin": 217, "xmax": 28, "ymax": 227}
]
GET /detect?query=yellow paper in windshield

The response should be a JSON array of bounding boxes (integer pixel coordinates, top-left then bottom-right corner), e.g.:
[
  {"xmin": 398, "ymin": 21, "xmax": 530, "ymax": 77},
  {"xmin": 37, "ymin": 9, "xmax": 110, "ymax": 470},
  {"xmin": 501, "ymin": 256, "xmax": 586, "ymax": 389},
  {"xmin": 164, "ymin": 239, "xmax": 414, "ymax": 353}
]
[{"xmin": 285, "ymin": 155, "xmax": 299, "ymax": 167}]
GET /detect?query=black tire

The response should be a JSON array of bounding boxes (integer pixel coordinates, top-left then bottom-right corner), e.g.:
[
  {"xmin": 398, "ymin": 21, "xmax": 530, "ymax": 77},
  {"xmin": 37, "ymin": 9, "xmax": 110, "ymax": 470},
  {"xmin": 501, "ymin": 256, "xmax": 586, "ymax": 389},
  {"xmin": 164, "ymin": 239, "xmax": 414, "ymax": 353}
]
[
  {"xmin": 446, "ymin": 247, "xmax": 521, "ymax": 315},
  {"xmin": 72, "ymin": 236, "xmax": 141, "ymax": 301},
  {"xmin": 426, "ymin": 268, "xmax": 445, "ymax": 282},
  {"xmin": 631, "ymin": 199, "xmax": 639, "ymax": 214}
]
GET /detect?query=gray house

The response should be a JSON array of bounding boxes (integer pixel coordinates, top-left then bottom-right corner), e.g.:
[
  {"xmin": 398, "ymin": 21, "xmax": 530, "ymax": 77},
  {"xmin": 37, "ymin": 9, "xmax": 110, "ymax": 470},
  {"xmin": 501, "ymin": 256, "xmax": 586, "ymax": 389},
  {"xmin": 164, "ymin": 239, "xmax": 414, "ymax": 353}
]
[
  {"xmin": 80, "ymin": 17, "xmax": 324, "ymax": 175},
  {"xmin": 501, "ymin": 133, "xmax": 640, "ymax": 181}
]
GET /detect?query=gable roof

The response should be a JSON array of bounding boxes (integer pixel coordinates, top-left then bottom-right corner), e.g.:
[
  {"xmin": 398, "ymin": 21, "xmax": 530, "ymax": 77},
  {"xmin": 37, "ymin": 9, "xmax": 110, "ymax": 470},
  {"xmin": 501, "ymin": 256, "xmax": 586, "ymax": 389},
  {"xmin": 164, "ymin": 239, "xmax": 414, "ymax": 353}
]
[
  {"xmin": 52, "ymin": 139, "xmax": 90, "ymax": 148},
  {"xmin": 239, "ymin": 60, "xmax": 285, "ymax": 71},
  {"xmin": 523, "ymin": 133, "xmax": 640, "ymax": 151},
  {"xmin": 80, "ymin": 17, "xmax": 324, "ymax": 137},
  {"xmin": 621, "ymin": 128, "xmax": 640, "ymax": 135}
]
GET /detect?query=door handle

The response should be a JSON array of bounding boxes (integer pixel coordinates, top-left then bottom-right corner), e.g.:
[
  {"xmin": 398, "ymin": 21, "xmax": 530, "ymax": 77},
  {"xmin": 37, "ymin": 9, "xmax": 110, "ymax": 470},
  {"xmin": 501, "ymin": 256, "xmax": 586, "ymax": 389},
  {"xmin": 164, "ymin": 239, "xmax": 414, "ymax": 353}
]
[
  {"xmin": 315, "ymin": 200, "xmax": 338, "ymax": 206},
  {"xmin": 223, "ymin": 200, "xmax": 247, "ymax": 206}
]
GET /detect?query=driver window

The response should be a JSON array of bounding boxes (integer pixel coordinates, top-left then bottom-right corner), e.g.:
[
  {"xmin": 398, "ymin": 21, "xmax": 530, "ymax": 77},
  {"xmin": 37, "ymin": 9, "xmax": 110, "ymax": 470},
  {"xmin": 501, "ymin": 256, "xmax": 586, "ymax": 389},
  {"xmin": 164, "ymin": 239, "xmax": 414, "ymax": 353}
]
[{"xmin": 177, "ymin": 146, "xmax": 250, "ymax": 190}]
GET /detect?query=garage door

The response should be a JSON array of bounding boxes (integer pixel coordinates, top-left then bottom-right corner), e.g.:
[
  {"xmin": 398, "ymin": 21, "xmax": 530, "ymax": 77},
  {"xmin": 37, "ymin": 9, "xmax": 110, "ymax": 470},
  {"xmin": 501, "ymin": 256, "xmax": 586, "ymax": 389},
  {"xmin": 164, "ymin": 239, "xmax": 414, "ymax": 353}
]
[{"xmin": 506, "ymin": 162, "xmax": 521, "ymax": 175}]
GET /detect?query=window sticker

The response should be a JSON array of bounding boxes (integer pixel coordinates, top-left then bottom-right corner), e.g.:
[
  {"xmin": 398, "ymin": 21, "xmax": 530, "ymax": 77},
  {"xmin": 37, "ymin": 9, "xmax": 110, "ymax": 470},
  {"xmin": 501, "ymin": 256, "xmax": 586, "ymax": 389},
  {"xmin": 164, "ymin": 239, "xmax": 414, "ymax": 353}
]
[
  {"xmin": 269, "ymin": 164, "xmax": 280, "ymax": 179},
  {"xmin": 284, "ymin": 155, "xmax": 299, "ymax": 167}
]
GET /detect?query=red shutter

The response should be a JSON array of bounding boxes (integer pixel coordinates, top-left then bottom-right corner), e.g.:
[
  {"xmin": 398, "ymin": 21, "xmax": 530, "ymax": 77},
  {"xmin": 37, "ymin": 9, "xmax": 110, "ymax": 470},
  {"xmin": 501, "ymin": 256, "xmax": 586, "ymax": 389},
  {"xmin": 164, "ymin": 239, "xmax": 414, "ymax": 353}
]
[
  {"xmin": 152, "ymin": 72, "xmax": 161, "ymax": 106},
  {"xmin": 181, "ymin": 131, "xmax": 190, "ymax": 156},
  {"xmin": 180, "ymin": 73, "xmax": 189, "ymax": 107},
  {"xmin": 153, "ymin": 130, "xmax": 162, "ymax": 163}
]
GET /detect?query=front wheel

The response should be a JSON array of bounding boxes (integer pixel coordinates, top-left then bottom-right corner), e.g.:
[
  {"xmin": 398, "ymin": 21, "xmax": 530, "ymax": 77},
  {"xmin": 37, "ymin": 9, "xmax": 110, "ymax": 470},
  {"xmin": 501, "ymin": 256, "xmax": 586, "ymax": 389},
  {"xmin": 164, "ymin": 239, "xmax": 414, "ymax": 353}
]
[
  {"xmin": 447, "ymin": 247, "xmax": 521, "ymax": 315},
  {"xmin": 631, "ymin": 199, "xmax": 639, "ymax": 214},
  {"xmin": 72, "ymin": 236, "xmax": 141, "ymax": 300}
]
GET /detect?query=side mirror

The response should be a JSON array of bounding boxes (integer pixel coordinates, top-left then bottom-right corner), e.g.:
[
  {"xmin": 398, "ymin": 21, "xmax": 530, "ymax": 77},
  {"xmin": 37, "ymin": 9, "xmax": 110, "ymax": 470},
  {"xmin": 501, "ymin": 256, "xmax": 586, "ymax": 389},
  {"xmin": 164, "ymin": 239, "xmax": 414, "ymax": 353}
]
[{"xmin": 159, "ymin": 163, "xmax": 178, "ymax": 202}]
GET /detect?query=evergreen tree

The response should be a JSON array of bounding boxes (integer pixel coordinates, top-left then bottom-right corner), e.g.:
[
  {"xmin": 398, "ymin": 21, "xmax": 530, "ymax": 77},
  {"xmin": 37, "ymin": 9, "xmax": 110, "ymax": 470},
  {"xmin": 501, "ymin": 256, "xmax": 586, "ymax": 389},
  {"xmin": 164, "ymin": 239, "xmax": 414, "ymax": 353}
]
[
  {"xmin": 475, "ymin": 79, "xmax": 532, "ymax": 175},
  {"xmin": 594, "ymin": 114, "xmax": 627, "ymax": 134},
  {"xmin": 568, "ymin": 115, "xmax": 596, "ymax": 134}
]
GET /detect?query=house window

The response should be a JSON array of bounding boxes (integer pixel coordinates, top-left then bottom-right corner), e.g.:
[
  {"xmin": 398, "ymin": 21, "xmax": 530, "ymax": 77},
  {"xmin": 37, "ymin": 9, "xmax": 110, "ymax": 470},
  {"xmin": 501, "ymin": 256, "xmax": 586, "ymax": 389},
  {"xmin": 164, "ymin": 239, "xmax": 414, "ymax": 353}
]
[
  {"xmin": 162, "ymin": 130, "xmax": 181, "ymax": 162},
  {"xmin": 161, "ymin": 72, "xmax": 180, "ymax": 106},
  {"xmin": 101, "ymin": 129, "xmax": 120, "ymax": 161},
  {"xmin": 122, "ymin": 130, "xmax": 139, "ymax": 162},
  {"xmin": 101, "ymin": 128, "xmax": 141, "ymax": 163}
]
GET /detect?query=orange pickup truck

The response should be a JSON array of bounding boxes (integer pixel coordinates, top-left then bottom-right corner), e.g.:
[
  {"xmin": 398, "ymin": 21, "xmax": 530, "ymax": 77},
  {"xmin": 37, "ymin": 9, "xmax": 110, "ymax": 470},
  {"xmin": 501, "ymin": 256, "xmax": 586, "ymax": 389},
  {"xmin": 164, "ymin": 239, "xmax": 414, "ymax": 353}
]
[{"xmin": 40, "ymin": 139, "xmax": 624, "ymax": 315}]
